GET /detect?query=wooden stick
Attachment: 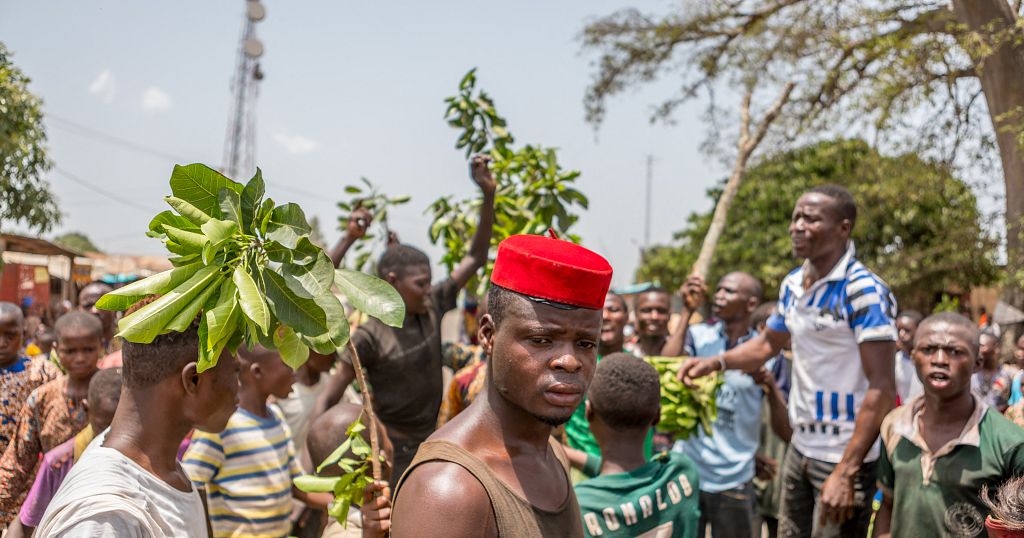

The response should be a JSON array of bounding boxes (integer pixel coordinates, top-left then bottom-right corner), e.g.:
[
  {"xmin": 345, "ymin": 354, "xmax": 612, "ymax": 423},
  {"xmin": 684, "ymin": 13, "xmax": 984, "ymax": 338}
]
[{"xmin": 346, "ymin": 339, "xmax": 382, "ymax": 481}]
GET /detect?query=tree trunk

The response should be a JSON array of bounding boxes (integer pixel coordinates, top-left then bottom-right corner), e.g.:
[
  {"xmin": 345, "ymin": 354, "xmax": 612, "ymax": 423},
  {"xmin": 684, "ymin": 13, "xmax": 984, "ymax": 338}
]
[{"xmin": 952, "ymin": 0, "xmax": 1024, "ymax": 308}]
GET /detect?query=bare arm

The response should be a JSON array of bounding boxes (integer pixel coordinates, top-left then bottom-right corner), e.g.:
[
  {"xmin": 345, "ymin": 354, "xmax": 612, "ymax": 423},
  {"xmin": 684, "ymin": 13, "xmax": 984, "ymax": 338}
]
[
  {"xmin": 450, "ymin": 155, "xmax": 496, "ymax": 290},
  {"xmin": 390, "ymin": 461, "xmax": 497, "ymax": 537},
  {"xmin": 679, "ymin": 329, "xmax": 789, "ymax": 384},
  {"xmin": 764, "ymin": 373, "xmax": 793, "ymax": 443},
  {"xmin": 872, "ymin": 487, "xmax": 893, "ymax": 537},
  {"xmin": 311, "ymin": 360, "xmax": 357, "ymax": 420},
  {"xmin": 662, "ymin": 275, "xmax": 705, "ymax": 357},
  {"xmin": 819, "ymin": 339, "xmax": 897, "ymax": 525},
  {"xmin": 329, "ymin": 208, "xmax": 372, "ymax": 268},
  {"xmin": 291, "ymin": 487, "xmax": 333, "ymax": 510}
]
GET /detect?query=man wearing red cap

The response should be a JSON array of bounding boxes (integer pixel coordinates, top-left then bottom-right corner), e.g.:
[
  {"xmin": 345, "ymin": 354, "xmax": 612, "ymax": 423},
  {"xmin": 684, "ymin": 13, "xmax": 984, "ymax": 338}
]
[{"xmin": 390, "ymin": 233, "xmax": 613, "ymax": 538}]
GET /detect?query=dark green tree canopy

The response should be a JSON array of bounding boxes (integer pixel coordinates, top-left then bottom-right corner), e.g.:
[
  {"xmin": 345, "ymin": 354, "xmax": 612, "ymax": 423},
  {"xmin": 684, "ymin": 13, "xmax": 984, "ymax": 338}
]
[
  {"xmin": 0, "ymin": 43, "xmax": 59, "ymax": 233},
  {"xmin": 637, "ymin": 139, "xmax": 998, "ymax": 311}
]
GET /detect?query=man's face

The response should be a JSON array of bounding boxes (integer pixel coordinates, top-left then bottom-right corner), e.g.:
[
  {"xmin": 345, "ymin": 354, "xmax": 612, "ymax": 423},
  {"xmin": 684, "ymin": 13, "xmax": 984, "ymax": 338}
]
[
  {"xmin": 896, "ymin": 316, "xmax": 919, "ymax": 353},
  {"xmin": 388, "ymin": 264, "xmax": 432, "ymax": 316},
  {"xmin": 259, "ymin": 355, "xmax": 297, "ymax": 399},
  {"xmin": 635, "ymin": 292, "xmax": 670, "ymax": 338},
  {"xmin": 712, "ymin": 274, "xmax": 752, "ymax": 322},
  {"xmin": 192, "ymin": 350, "xmax": 240, "ymax": 432},
  {"xmin": 601, "ymin": 295, "xmax": 628, "ymax": 349},
  {"xmin": 788, "ymin": 193, "xmax": 849, "ymax": 260},
  {"xmin": 912, "ymin": 322, "xmax": 979, "ymax": 400},
  {"xmin": 0, "ymin": 315, "xmax": 23, "ymax": 365},
  {"xmin": 79, "ymin": 286, "xmax": 114, "ymax": 336},
  {"xmin": 56, "ymin": 329, "xmax": 103, "ymax": 381},
  {"xmin": 481, "ymin": 295, "xmax": 601, "ymax": 426},
  {"xmin": 979, "ymin": 334, "xmax": 999, "ymax": 363}
]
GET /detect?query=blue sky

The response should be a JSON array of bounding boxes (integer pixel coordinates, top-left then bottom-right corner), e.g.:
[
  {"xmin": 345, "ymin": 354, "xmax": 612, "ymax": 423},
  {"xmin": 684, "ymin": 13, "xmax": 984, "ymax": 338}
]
[{"xmin": 1, "ymin": 1, "xmax": 726, "ymax": 287}]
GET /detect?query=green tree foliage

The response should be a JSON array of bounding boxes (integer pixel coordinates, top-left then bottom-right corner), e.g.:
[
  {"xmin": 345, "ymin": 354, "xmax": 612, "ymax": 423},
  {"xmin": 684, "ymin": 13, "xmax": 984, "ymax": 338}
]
[
  {"xmin": 53, "ymin": 231, "xmax": 100, "ymax": 253},
  {"xmin": 428, "ymin": 69, "xmax": 588, "ymax": 295},
  {"xmin": 582, "ymin": 1, "xmax": 1024, "ymax": 294},
  {"xmin": 0, "ymin": 43, "xmax": 60, "ymax": 233},
  {"xmin": 637, "ymin": 140, "xmax": 999, "ymax": 311}
]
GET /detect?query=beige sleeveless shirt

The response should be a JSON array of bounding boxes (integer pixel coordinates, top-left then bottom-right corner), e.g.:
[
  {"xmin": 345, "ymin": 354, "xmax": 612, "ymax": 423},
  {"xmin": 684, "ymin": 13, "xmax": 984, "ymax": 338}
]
[{"xmin": 393, "ymin": 438, "xmax": 584, "ymax": 537}]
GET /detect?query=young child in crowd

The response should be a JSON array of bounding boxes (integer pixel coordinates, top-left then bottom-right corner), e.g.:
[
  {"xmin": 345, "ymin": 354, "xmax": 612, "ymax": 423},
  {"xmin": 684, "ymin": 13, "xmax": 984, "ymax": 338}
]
[
  {"xmin": 305, "ymin": 402, "xmax": 393, "ymax": 538},
  {"xmin": 9, "ymin": 367, "xmax": 122, "ymax": 537},
  {"xmin": 874, "ymin": 313, "xmax": 1024, "ymax": 537},
  {"xmin": 34, "ymin": 313, "xmax": 239, "ymax": 537},
  {"xmin": 0, "ymin": 302, "xmax": 60, "ymax": 453},
  {"xmin": 182, "ymin": 345, "xmax": 332, "ymax": 537},
  {"xmin": 0, "ymin": 311, "xmax": 103, "ymax": 526},
  {"xmin": 574, "ymin": 352, "xmax": 701, "ymax": 538},
  {"xmin": 277, "ymin": 350, "xmax": 338, "ymax": 466}
]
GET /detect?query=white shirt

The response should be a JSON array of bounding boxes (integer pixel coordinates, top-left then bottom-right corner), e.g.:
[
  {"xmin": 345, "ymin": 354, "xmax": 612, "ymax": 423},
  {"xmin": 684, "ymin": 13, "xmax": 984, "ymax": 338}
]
[
  {"xmin": 35, "ymin": 433, "xmax": 208, "ymax": 537},
  {"xmin": 766, "ymin": 243, "xmax": 897, "ymax": 463}
]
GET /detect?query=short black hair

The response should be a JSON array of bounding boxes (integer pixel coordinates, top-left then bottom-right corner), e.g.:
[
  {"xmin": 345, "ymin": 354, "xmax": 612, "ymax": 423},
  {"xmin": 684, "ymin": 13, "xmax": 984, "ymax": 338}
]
[
  {"xmin": 122, "ymin": 320, "xmax": 200, "ymax": 389},
  {"xmin": 588, "ymin": 352, "xmax": 661, "ymax": 430},
  {"xmin": 751, "ymin": 302, "xmax": 776, "ymax": 331},
  {"xmin": 54, "ymin": 311, "xmax": 103, "ymax": 341},
  {"xmin": 605, "ymin": 292, "xmax": 627, "ymax": 311},
  {"xmin": 306, "ymin": 402, "xmax": 363, "ymax": 472},
  {"xmin": 377, "ymin": 244, "xmax": 430, "ymax": 279},
  {"xmin": 808, "ymin": 184, "xmax": 857, "ymax": 227},
  {"xmin": 88, "ymin": 367, "xmax": 123, "ymax": 410},
  {"xmin": 897, "ymin": 310, "xmax": 924, "ymax": 324},
  {"xmin": 0, "ymin": 302, "xmax": 23, "ymax": 324},
  {"xmin": 487, "ymin": 285, "xmax": 583, "ymax": 328},
  {"xmin": 916, "ymin": 312, "xmax": 981, "ymax": 358},
  {"xmin": 723, "ymin": 271, "xmax": 763, "ymax": 302}
]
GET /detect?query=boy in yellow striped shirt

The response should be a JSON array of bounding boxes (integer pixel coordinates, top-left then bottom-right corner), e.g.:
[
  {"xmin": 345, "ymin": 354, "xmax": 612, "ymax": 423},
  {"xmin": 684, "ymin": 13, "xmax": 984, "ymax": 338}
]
[{"xmin": 183, "ymin": 345, "xmax": 331, "ymax": 537}]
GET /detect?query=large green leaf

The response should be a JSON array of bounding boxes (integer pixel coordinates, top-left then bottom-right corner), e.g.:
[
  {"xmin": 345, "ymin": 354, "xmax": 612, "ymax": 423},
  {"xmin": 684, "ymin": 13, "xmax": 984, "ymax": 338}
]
[
  {"xmin": 282, "ymin": 253, "xmax": 350, "ymax": 352},
  {"xmin": 165, "ymin": 196, "xmax": 212, "ymax": 226},
  {"xmin": 334, "ymin": 268, "xmax": 405, "ymax": 327},
  {"xmin": 148, "ymin": 210, "xmax": 198, "ymax": 237},
  {"xmin": 96, "ymin": 261, "xmax": 204, "ymax": 311},
  {"xmin": 233, "ymin": 266, "xmax": 269, "ymax": 334},
  {"xmin": 241, "ymin": 169, "xmax": 265, "ymax": 233},
  {"xmin": 169, "ymin": 164, "xmax": 238, "ymax": 218},
  {"xmin": 219, "ymin": 187, "xmax": 243, "ymax": 227},
  {"xmin": 164, "ymin": 274, "xmax": 225, "ymax": 333},
  {"xmin": 262, "ymin": 269, "xmax": 328, "ymax": 339},
  {"xmin": 205, "ymin": 279, "xmax": 239, "ymax": 347},
  {"xmin": 164, "ymin": 226, "xmax": 207, "ymax": 253},
  {"xmin": 200, "ymin": 218, "xmax": 239, "ymax": 247},
  {"xmin": 266, "ymin": 203, "xmax": 311, "ymax": 248},
  {"xmin": 273, "ymin": 325, "xmax": 309, "ymax": 370},
  {"xmin": 116, "ymin": 265, "xmax": 219, "ymax": 343}
]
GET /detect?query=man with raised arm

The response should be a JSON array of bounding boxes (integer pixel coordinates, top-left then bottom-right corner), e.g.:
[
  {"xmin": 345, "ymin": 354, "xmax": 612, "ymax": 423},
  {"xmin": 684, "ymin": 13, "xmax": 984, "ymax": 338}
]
[
  {"xmin": 390, "ymin": 233, "xmax": 613, "ymax": 537},
  {"xmin": 679, "ymin": 185, "xmax": 898, "ymax": 537},
  {"xmin": 315, "ymin": 155, "xmax": 496, "ymax": 480}
]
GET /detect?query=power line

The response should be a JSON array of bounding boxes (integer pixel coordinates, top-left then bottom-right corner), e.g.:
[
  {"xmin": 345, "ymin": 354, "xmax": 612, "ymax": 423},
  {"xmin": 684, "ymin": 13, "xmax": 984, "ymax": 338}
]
[
  {"xmin": 52, "ymin": 167, "xmax": 160, "ymax": 215},
  {"xmin": 48, "ymin": 114, "xmax": 327, "ymax": 203}
]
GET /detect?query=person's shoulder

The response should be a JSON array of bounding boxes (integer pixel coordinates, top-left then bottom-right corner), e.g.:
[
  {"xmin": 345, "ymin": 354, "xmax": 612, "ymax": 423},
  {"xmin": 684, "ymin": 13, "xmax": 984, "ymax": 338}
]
[
  {"xmin": 42, "ymin": 435, "xmax": 77, "ymax": 467},
  {"xmin": 392, "ymin": 460, "xmax": 493, "ymax": 533},
  {"xmin": 32, "ymin": 357, "xmax": 63, "ymax": 380},
  {"xmin": 981, "ymin": 407, "xmax": 1024, "ymax": 444}
]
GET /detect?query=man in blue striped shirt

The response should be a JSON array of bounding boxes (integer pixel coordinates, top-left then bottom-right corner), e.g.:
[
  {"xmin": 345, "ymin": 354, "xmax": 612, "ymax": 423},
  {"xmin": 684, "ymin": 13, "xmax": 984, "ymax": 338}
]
[{"xmin": 680, "ymin": 185, "xmax": 897, "ymax": 538}]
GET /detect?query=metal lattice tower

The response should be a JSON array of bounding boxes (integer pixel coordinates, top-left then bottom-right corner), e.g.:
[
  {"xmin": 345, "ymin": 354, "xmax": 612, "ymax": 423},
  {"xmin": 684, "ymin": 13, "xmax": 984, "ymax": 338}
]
[{"xmin": 222, "ymin": 0, "xmax": 266, "ymax": 181}]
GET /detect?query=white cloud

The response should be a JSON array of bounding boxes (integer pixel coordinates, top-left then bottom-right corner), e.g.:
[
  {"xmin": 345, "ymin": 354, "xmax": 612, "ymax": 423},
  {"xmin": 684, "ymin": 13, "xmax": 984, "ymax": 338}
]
[
  {"xmin": 141, "ymin": 87, "xmax": 172, "ymax": 112},
  {"xmin": 88, "ymin": 69, "xmax": 115, "ymax": 103},
  {"xmin": 273, "ymin": 133, "xmax": 320, "ymax": 155}
]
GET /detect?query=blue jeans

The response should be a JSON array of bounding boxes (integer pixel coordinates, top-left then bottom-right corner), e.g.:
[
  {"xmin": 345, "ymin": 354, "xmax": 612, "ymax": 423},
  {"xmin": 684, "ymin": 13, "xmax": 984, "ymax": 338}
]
[{"xmin": 778, "ymin": 448, "xmax": 876, "ymax": 538}]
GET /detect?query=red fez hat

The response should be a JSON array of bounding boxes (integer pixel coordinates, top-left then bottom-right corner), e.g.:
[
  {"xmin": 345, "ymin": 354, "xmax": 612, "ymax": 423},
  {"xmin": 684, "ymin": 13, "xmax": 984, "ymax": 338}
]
[{"xmin": 491, "ymin": 234, "xmax": 613, "ymax": 310}]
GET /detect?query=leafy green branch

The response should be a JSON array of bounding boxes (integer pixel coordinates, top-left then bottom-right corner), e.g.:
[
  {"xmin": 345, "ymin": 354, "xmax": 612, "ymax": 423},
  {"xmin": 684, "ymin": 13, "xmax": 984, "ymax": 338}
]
[
  {"xmin": 429, "ymin": 68, "xmax": 589, "ymax": 295},
  {"xmin": 336, "ymin": 177, "xmax": 410, "ymax": 272}
]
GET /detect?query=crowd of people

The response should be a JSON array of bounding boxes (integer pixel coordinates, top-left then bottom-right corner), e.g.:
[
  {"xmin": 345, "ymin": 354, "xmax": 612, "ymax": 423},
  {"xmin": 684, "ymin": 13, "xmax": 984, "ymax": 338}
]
[{"xmin": 0, "ymin": 160, "xmax": 1023, "ymax": 538}]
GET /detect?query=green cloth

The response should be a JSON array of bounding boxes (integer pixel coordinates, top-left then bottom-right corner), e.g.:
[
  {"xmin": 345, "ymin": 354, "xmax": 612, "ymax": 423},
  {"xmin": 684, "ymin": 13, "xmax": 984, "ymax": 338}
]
[
  {"xmin": 566, "ymin": 356, "xmax": 654, "ymax": 461},
  {"xmin": 574, "ymin": 452, "xmax": 701, "ymax": 538},
  {"xmin": 878, "ymin": 402, "xmax": 1024, "ymax": 538}
]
